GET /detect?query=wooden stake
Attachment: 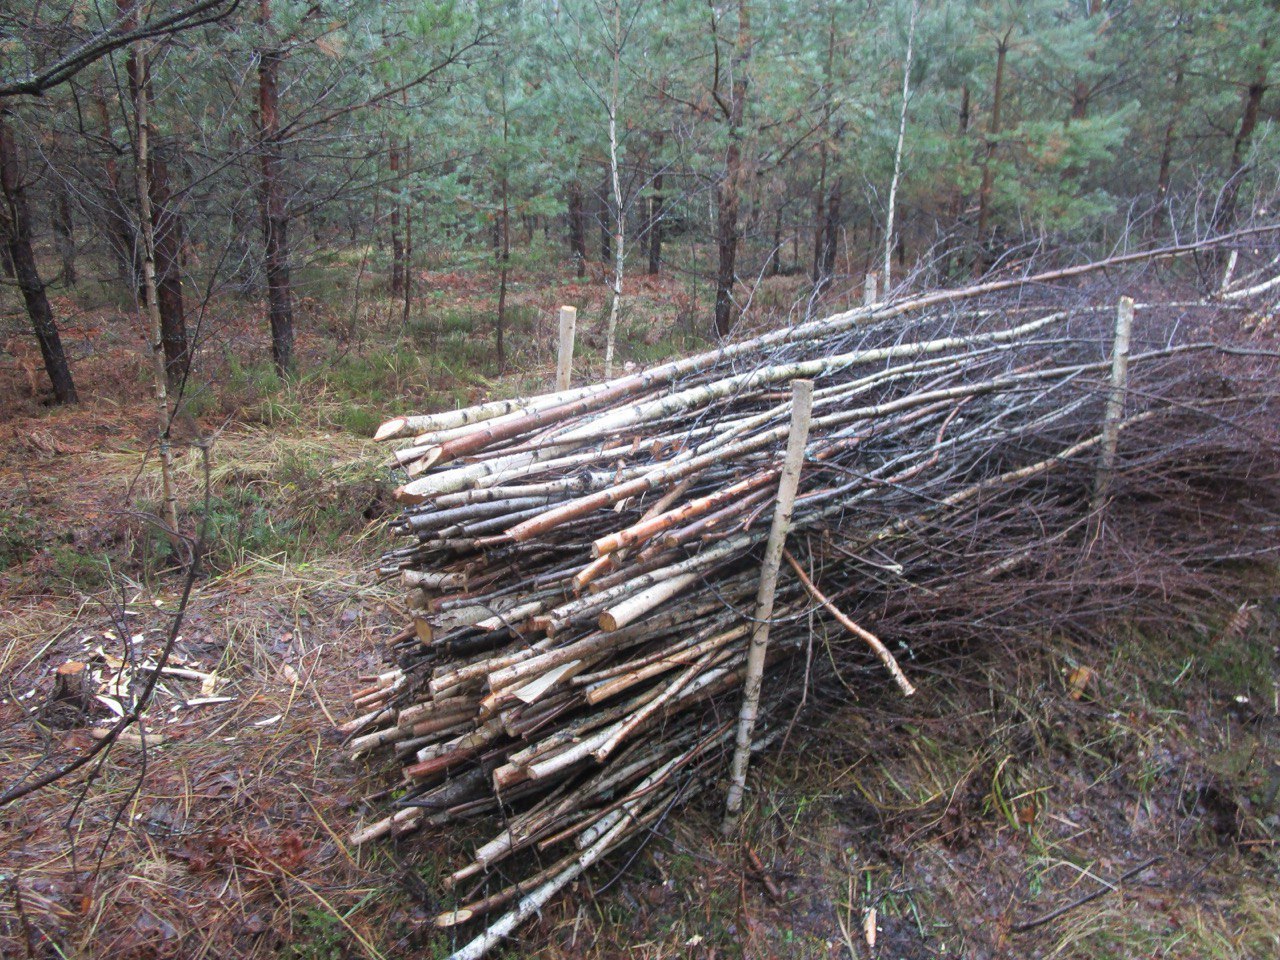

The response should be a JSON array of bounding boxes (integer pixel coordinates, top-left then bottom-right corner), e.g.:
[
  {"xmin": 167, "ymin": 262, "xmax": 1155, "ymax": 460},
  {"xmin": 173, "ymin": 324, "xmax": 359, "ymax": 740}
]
[
  {"xmin": 1089, "ymin": 296, "xmax": 1134, "ymax": 538},
  {"xmin": 556, "ymin": 305, "xmax": 577, "ymax": 390},
  {"xmin": 723, "ymin": 379, "xmax": 813, "ymax": 833}
]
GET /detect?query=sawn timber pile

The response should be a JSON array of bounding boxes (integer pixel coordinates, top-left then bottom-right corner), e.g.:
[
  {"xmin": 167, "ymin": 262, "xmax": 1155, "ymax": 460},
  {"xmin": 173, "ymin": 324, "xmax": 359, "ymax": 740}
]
[{"xmin": 347, "ymin": 265, "xmax": 1280, "ymax": 959}]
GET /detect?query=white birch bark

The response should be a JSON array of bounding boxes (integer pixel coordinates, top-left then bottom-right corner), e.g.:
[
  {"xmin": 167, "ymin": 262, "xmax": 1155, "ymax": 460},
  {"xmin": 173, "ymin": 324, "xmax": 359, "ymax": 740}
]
[
  {"xmin": 1089, "ymin": 295, "xmax": 1135, "ymax": 531},
  {"xmin": 130, "ymin": 45, "xmax": 182, "ymax": 556},
  {"xmin": 723, "ymin": 379, "xmax": 813, "ymax": 831},
  {"xmin": 883, "ymin": 1, "xmax": 918, "ymax": 290},
  {"xmin": 603, "ymin": 0, "xmax": 626, "ymax": 377}
]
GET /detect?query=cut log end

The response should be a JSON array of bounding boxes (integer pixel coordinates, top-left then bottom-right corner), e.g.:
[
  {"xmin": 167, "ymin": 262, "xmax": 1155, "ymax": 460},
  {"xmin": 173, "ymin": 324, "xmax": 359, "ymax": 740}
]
[
  {"xmin": 374, "ymin": 417, "xmax": 408, "ymax": 442},
  {"xmin": 406, "ymin": 447, "xmax": 445, "ymax": 476},
  {"xmin": 393, "ymin": 484, "xmax": 425, "ymax": 505},
  {"xmin": 435, "ymin": 909, "xmax": 473, "ymax": 928}
]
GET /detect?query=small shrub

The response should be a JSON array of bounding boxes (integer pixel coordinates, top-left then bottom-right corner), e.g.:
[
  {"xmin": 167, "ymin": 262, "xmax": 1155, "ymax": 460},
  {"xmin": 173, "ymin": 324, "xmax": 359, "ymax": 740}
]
[
  {"xmin": 283, "ymin": 907, "xmax": 346, "ymax": 960},
  {"xmin": 0, "ymin": 508, "xmax": 40, "ymax": 569},
  {"xmin": 48, "ymin": 543, "xmax": 111, "ymax": 590},
  {"xmin": 225, "ymin": 351, "xmax": 280, "ymax": 401},
  {"xmin": 337, "ymin": 403, "xmax": 381, "ymax": 437},
  {"xmin": 200, "ymin": 488, "xmax": 296, "ymax": 571}
]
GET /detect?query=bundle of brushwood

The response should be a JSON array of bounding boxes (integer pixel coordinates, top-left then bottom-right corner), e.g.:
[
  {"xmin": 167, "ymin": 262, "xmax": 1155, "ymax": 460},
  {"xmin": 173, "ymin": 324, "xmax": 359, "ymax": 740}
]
[{"xmin": 347, "ymin": 253, "xmax": 1280, "ymax": 960}]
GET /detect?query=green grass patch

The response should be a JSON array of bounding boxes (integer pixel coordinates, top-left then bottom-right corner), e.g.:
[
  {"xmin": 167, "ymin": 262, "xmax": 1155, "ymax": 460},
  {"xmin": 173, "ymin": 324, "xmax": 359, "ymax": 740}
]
[
  {"xmin": 0, "ymin": 507, "xmax": 41, "ymax": 570},
  {"xmin": 47, "ymin": 542, "xmax": 112, "ymax": 590}
]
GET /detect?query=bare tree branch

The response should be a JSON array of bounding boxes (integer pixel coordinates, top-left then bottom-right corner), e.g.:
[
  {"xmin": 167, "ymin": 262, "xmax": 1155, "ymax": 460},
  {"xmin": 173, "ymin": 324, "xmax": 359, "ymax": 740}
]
[{"xmin": 0, "ymin": 0, "xmax": 243, "ymax": 99}]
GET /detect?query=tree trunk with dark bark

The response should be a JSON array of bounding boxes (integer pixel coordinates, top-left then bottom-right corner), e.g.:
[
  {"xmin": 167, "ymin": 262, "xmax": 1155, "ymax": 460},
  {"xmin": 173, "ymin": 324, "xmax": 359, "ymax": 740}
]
[
  {"xmin": 714, "ymin": 1, "xmax": 752, "ymax": 338},
  {"xmin": 126, "ymin": 38, "xmax": 184, "ymax": 559},
  {"xmin": 53, "ymin": 189, "xmax": 76, "ymax": 286},
  {"xmin": 94, "ymin": 85, "xmax": 139, "ymax": 285},
  {"xmin": 150, "ymin": 143, "xmax": 188, "ymax": 388},
  {"xmin": 811, "ymin": 157, "xmax": 826, "ymax": 284},
  {"xmin": 258, "ymin": 0, "xmax": 294, "ymax": 377},
  {"xmin": 1214, "ymin": 52, "xmax": 1270, "ymax": 238},
  {"xmin": 769, "ymin": 206, "xmax": 781, "ymax": 276},
  {"xmin": 496, "ymin": 177, "xmax": 509, "ymax": 373},
  {"xmin": 1069, "ymin": 0, "xmax": 1104, "ymax": 120},
  {"xmin": 598, "ymin": 172, "xmax": 612, "ymax": 264},
  {"xmin": 0, "ymin": 114, "xmax": 77, "ymax": 404},
  {"xmin": 1154, "ymin": 66, "xmax": 1184, "ymax": 237},
  {"xmin": 812, "ymin": 10, "xmax": 835, "ymax": 287},
  {"xmin": 647, "ymin": 167, "xmax": 663, "ymax": 276},
  {"xmin": 390, "ymin": 138, "xmax": 404, "ymax": 296},
  {"xmin": 402, "ymin": 197, "xmax": 413, "ymax": 326},
  {"xmin": 118, "ymin": 7, "xmax": 188, "ymax": 389},
  {"xmin": 819, "ymin": 177, "xmax": 840, "ymax": 286},
  {"xmin": 568, "ymin": 181, "xmax": 586, "ymax": 276},
  {"xmin": 976, "ymin": 31, "xmax": 1010, "ymax": 277}
]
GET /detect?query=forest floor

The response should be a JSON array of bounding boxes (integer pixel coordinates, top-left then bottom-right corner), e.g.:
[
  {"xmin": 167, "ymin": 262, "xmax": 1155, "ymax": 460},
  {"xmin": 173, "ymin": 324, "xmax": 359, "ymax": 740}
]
[{"xmin": 1, "ymin": 245, "xmax": 1278, "ymax": 959}]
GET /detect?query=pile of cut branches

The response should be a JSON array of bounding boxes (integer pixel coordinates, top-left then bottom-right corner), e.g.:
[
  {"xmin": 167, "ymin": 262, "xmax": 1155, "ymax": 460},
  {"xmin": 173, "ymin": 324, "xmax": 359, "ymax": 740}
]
[{"xmin": 347, "ymin": 252, "xmax": 1280, "ymax": 960}]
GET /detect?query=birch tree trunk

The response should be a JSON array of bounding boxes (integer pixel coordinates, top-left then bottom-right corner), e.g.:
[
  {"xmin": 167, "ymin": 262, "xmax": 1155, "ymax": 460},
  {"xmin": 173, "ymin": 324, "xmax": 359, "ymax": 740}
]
[
  {"xmin": 127, "ymin": 43, "xmax": 183, "ymax": 553},
  {"xmin": 883, "ymin": 2, "xmax": 918, "ymax": 291},
  {"xmin": 603, "ymin": 0, "xmax": 626, "ymax": 378},
  {"xmin": 116, "ymin": 2, "xmax": 189, "ymax": 392},
  {"xmin": 1088, "ymin": 296, "xmax": 1134, "ymax": 541}
]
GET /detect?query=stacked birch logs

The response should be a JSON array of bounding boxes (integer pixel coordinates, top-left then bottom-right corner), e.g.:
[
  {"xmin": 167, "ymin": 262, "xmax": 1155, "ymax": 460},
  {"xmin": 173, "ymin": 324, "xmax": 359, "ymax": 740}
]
[{"xmin": 347, "ymin": 262, "xmax": 1280, "ymax": 960}]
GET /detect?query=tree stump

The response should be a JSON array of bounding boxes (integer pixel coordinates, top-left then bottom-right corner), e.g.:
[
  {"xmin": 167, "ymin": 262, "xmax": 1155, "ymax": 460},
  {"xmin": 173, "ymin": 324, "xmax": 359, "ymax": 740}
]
[{"xmin": 43, "ymin": 661, "xmax": 94, "ymax": 728}]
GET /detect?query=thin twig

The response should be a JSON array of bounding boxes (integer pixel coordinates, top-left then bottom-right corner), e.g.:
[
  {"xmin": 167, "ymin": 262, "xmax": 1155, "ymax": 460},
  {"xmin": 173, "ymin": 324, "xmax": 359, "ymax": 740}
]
[{"xmin": 1011, "ymin": 856, "xmax": 1161, "ymax": 932}]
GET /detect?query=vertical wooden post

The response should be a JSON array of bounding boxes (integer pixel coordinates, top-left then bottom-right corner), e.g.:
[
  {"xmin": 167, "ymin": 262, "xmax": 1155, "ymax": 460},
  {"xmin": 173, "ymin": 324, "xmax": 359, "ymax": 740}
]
[
  {"xmin": 556, "ymin": 305, "xmax": 577, "ymax": 390},
  {"xmin": 864, "ymin": 272, "xmax": 878, "ymax": 307},
  {"xmin": 1089, "ymin": 295, "xmax": 1134, "ymax": 539},
  {"xmin": 723, "ymin": 379, "xmax": 813, "ymax": 833}
]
